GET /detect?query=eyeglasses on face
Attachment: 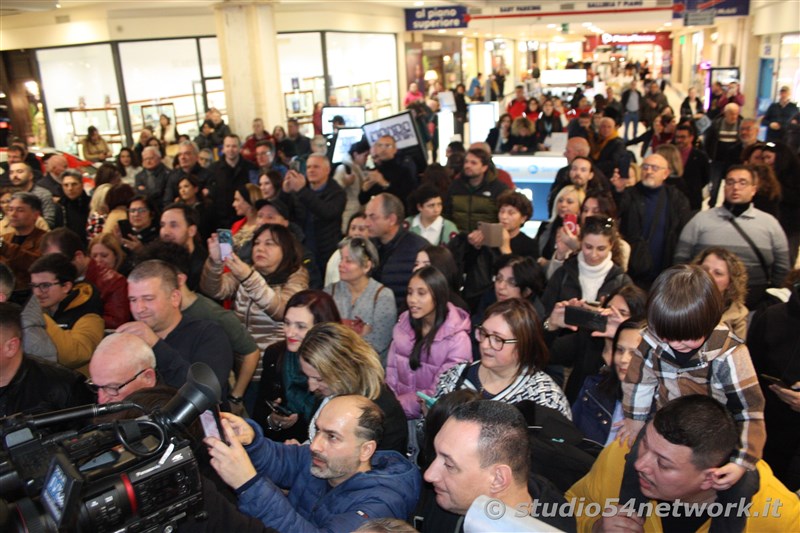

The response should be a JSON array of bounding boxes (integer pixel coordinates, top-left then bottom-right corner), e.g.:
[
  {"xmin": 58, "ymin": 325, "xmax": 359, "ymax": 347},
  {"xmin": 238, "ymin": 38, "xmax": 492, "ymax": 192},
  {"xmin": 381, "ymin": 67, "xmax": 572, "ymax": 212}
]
[
  {"xmin": 86, "ymin": 368, "xmax": 147, "ymax": 397},
  {"xmin": 641, "ymin": 163, "xmax": 667, "ymax": 172},
  {"xmin": 30, "ymin": 281, "xmax": 65, "ymax": 291},
  {"xmin": 493, "ymin": 274, "xmax": 518, "ymax": 288},
  {"xmin": 128, "ymin": 207, "xmax": 149, "ymax": 214},
  {"xmin": 474, "ymin": 326, "xmax": 518, "ymax": 350}
]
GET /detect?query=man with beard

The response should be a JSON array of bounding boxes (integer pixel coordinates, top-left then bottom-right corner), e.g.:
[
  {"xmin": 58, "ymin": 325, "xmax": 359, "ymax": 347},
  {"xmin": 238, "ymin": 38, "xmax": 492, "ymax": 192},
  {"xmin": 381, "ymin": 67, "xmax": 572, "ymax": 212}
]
[{"xmin": 205, "ymin": 395, "xmax": 421, "ymax": 532}]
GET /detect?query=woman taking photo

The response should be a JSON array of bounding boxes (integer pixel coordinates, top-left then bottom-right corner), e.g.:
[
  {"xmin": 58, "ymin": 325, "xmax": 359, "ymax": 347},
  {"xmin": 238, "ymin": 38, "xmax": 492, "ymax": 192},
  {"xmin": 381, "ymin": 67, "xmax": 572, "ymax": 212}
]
[
  {"xmin": 386, "ymin": 267, "xmax": 471, "ymax": 420},
  {"xmin": 201, "ymin": 223, "xmax": 309, "ymax": 411},
  {"xmin": 546, "ymin": 284, "xmax": 646, "ymax": 401},
  {"xmin": 324, "ymin": 237, "xmax": 397, "ymax": 363},
  {"xmin": 298, "ymin": 322, "xmax": 408, "ymax": 453},
  {"xmin": 254, "ymin": 290, "xmax": 340, "ymax": 442},
  {"xmin": 435, "ymin": 298, "xmax": 571, "ymax": 419},
  {"xmin": 536, "ymin": 185, "xmax": 585, "ymax": 265},
  {"xmin": 692, "ymin": 246, "xmax": 749, "ymax": 339},
  {"xmin": 540, "ymin": 216, "xmax": 632, "ymax": 318}
]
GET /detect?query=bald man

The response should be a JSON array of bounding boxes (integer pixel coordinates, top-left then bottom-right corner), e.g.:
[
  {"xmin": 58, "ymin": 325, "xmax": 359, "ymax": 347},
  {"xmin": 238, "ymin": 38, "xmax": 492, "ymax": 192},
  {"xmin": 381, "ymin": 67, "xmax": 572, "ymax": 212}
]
[
  {"xmin": 88, "ymin": 333, "xmax": 158, "ymax": 403},
  {"xmin": 706, "ymin": 102, "xmax": 742, "ymax": 163},
  {"xmin": 206, "ymin": 394, "xmax": 421, "ymax": 532},
  {"xmin": 617, "ymin": 153, "xmax": 691, "ymax": 288},
  {"xmin": 38, "ymin": 154, "xmax": 69, "ymax": 199},
  {"xmin": 591, "ymin": 116, "xmax": 627, "ymax": 178}
]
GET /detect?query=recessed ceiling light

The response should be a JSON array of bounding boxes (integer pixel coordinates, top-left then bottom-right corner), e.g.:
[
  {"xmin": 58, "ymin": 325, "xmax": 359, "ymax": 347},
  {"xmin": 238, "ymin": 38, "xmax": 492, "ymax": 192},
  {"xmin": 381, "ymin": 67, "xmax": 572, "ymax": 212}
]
[
  {"xmin": 414, "ymin": 1, "xmax": 424, "ymax": 6},
  {"xmin": 438, "ymin": 29, "xmax": 446, "ymax": 33},
  {"xmin": 582, "ymin": 22, "xmax": 592, "ymax": 27},
  {"xmin": 547, "ymin": 23, "xmax": 557, "ymax": 29},
  {"xmin": 665, "ymin": 22, "xmax": 672, "ymax": 26}
]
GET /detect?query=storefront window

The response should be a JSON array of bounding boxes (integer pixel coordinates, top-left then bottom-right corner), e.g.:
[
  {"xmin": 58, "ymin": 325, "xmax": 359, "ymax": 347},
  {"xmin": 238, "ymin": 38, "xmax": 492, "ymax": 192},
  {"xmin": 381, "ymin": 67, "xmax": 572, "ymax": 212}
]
[
  {"xmin": 37, "ymin": 44, "xmax": 123, "ymax": 155},
  {"xmin": 326, "ymin": 32, "xmax": 398, "ymax": 120},
  {"xmin": 777, "ymin": 33, "xmax": 800, "ymax": 99},
  {"xmin": 119, "ymin": 39, "xmax": 205, "ymax": 141},
  {"xmin": 199, "ymin": 37, "xmax": 222, "ymax": 78},
  {"xmin": 276, "ymin": 32, "xmax": 324, "ymax": 134}
]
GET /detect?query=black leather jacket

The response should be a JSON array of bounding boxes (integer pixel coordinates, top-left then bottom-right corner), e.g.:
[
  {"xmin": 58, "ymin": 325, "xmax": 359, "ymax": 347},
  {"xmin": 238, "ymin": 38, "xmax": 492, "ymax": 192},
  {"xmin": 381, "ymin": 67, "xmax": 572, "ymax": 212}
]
[{"xmin": 0, "ymin": 355, "xmax": 94, "ymax": 419}]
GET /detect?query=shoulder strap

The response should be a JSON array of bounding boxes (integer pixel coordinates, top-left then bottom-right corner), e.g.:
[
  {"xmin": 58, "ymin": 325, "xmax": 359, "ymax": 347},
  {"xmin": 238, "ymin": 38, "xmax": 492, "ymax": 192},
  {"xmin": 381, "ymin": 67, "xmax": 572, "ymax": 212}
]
[
  {"xmin": 454, "ymin": 362, "xmax": 472, "ymax": 390},
  {"xmin": 727, "ymin": 216, "xmax": 771, "ymax": 284},
  {"xmin": 373, "ymin": 284, "xmax": 384, "ymax": 305}
]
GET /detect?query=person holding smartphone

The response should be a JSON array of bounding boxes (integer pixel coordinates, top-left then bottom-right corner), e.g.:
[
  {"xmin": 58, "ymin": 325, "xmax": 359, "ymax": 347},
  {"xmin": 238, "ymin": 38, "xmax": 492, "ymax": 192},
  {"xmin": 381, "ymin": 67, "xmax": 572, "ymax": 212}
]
[{"xmin": 253, "ymin": 290, "xmax": 340, "ymax": 442}]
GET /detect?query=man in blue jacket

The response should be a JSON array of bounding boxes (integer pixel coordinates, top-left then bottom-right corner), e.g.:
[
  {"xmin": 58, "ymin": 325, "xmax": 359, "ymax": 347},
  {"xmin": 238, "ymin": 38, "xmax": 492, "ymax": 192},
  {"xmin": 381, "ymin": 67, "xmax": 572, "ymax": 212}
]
[{"xmin": 205, "ymin": 394, "xmax": 421, "ymax": 533}]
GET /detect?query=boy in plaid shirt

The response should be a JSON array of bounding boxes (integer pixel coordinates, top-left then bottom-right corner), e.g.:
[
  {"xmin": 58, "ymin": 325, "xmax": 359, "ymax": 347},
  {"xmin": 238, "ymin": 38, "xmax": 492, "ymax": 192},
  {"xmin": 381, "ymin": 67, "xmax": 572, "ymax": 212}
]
[{"xmin": 619, "ymin": 264, "xmax": 765, "ymax": 490}]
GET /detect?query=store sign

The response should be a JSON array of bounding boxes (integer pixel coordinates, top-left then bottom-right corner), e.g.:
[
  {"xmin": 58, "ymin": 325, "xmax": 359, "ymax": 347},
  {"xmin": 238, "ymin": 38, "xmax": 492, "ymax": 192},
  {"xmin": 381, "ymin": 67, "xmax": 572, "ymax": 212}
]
[
  {"xmin": 684, "ymin": 10, "xmax": 715, "ymax": 25},
  {"xmin": 601, "ymin": 33, "xmax": 658, "ymax": 44},
  {"xmin": 585, "ymin": 31, "xmax": 672, "ymax": 52},
  {"xmin": 405, "ymin": 6, "xmax": 469, "ymax": 31},
  {"xmin": 363, "ymin": 112, "xmax": 419, "ymax": 150},
  {"xmin": 472, "ymin": 0, "xmax": 667, "ymax": 19},
  {"xmin": 672, "ymin": 0, "xmax": 749, "ymax": 19}
]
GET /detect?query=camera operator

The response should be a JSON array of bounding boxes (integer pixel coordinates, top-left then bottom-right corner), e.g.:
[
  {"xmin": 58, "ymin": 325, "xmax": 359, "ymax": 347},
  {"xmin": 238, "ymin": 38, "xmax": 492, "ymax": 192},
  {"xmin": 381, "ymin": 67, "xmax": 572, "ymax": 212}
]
[
  {"xmin": 205, "ymin": 395, "xmax": 421, "ymax": 532},
  {"xmin": 114, "ymin": 386, "xmax": 278, "ymax": 533},
  {"xmin": 0, "ymin": 302, "xmax": 93, "ymax": 418}
]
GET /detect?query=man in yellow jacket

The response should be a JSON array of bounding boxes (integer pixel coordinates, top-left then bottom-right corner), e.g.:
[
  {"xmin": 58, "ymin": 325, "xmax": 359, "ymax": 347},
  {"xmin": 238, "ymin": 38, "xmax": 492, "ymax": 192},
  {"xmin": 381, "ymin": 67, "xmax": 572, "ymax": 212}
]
[{"xmin": 567, "ymin": 395, "xmax": 799, "ymax": 532}]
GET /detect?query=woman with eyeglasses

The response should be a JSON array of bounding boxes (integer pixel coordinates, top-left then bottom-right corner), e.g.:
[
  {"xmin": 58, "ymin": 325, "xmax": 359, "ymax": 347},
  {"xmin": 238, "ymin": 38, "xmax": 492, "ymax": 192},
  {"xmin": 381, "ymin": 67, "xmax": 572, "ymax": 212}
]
[
  {"xmin": 540, "ymin": 216, "xmax": 632, "ymax": 321},
  {"xmin": 386, "ymin": 267, "xmax": 471, "ymax": 420},
  {"xmin": 571, "ymin": 318, "xmax": 645, "ymax": 445},
  {"xmin": 324, "ymin": 237, "xmax": 397, "ymax": 363},
  {"xmin": 435, "ymin": 298, "xmax": 571, "ymax": 419},
  {"xmin": 253, "ymin": 290, "xmax": 340, "ymax": 442},
  {"xmin": 201, "ymin": 223, "xmax": 310, "ymax": 412},
  {"xmin": 117, "ymin": 195, "xmax": 159, "ymax": 254},
  {"xmin": 298, "ymin": 322, "xmax": 408, "ymax": 453}
]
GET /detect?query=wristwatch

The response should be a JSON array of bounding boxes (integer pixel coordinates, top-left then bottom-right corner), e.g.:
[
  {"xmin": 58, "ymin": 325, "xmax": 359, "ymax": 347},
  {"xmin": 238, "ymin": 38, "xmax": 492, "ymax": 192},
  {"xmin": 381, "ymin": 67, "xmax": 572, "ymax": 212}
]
[
  {"xmin": 543, "ymin": 318, "xmax": 552, "ymax": 332},
  {"xmin": 227, "ymin": 394, "xmax": 243, "ymax": 404}
]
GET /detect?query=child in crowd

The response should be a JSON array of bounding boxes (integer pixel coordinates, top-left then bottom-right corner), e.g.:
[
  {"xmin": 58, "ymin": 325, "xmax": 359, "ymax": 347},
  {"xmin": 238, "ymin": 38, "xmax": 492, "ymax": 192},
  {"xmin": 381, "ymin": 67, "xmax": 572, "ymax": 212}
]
[{"xmin": 619, "ymin": 264, "xmax": 765, "ymax": 490}]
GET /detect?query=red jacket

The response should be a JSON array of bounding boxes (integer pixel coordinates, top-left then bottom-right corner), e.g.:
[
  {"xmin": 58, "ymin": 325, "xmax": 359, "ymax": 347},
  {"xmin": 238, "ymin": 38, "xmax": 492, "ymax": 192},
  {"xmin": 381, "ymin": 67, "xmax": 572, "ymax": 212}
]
[
  {"xmin": 507, "ymin": 98, "xmax": 528, "ymax": 119},
  {"xmin": 83, "ymin": 258, "xmax": 129, "ymax": 329}
]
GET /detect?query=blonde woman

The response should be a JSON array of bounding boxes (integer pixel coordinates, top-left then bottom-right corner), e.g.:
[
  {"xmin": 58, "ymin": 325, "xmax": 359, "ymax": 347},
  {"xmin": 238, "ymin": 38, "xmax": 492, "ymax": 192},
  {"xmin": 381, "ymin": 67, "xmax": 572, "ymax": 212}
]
[
  {"xmin": 86, "ymin": 183, "xmax": 113, "ymax": 238},
  {"xmin": 298, "ymin": 322, "xmax": 408, "ymax": 453}
]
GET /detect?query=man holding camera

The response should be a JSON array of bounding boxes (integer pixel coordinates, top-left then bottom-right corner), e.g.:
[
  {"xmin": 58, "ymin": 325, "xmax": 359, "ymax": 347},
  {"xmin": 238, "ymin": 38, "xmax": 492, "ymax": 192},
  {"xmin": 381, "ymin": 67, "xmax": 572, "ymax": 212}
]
[{"xmin": 205, "ymin": 395, "xmax": 420, "ymax": 532}]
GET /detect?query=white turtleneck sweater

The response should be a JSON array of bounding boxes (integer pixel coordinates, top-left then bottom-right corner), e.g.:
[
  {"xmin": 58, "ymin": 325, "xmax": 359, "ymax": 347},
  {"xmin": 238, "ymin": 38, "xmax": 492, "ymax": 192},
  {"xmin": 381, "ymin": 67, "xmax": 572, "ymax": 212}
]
[{"xmin": 577, "ymin": 252, "xmax": 614, "ymax": 303}]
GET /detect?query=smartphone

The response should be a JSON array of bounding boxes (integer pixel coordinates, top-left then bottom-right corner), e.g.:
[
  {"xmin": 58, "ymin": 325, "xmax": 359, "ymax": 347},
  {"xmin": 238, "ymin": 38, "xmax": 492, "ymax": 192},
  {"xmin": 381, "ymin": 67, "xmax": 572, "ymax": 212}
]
[
  {"xmin": 759, "ymin": 374, "xmax": 788, "ymax": 389},
  {"xmin": 217, "ymin": 229, "xmax": 233, "ymax": 261},
  {"xmin": 289, "ymin": 159, "xmax": 302, "ymax": 173},
  {"xmin": 200, "ymin": 408, "xmax": 228, "ymax": 444},
  {"xmin": 118, "ymin": 219, "xmax": 133, "ymax": 238},
  {"xmin": 265, "ymin": 400, "xmax": 293, "ymax": 417},
  {"xmin": 478, "ymin": 221, "xmax": 504, "ymax": 248},
  {"xmin": 416, "ymin": 391, "xmax": 437, "ymax": 409},
  {"xmin": 564, "ymin": 305, "xmax": 608, "ymax": 332},
  {"xmin": 616, "ymin": 152, "xmax": 631, "ymax": 181},
  {"xmin": 563, "ymin": 213, "xmax": 578, "ymax": 235}
]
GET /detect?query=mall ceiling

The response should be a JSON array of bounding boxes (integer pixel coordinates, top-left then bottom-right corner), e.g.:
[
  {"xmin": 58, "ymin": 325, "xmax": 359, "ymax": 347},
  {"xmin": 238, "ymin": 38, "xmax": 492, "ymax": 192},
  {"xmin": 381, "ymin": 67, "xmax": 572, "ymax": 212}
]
[{"xmin": 0, "ymin": 0, "xmax": 685, "ymax": 38}]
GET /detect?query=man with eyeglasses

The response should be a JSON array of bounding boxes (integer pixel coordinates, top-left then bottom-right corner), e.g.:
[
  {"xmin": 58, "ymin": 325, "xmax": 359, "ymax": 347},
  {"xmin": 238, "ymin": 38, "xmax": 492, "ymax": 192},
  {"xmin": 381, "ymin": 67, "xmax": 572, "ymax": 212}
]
[
  {"xmin": 0, "ymin": 302, "xmax": 93, "ymax": 419},
  {"xmin": 26, "ymin": 253, "xmax": 104, "ymax": 374},
  {"xmin": 358, "ymin": 135, "xmax": 417, "ymax": 208},
  {"xmin": 617, "ymin": 153, "xmax": 691, "ymax": 288},
  {"xmin": 88, "ymin": 333, "xmax": 158, "ymax": 404},
  {"xmin": 0, "ymin": 192, "xmax": 47, "ymax": 296},
  {"xmin": 674, "ymin": 165, "xmax": 789, "ymax": 308}
]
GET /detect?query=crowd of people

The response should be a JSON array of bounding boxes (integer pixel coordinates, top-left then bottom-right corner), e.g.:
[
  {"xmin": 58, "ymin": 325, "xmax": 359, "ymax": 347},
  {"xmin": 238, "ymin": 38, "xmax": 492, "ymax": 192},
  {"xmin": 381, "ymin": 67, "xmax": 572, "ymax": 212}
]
[{"xmin": 1, "ymin": 67, "xmax": 800, "ymax": 531}]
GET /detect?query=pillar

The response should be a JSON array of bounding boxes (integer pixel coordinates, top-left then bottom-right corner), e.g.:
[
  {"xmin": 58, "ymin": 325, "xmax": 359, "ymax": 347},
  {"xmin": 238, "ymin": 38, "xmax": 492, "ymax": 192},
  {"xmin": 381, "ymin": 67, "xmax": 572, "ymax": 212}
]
[{"xmin": 213, "ymin": 0, "xmax": 283, "ymax": 136}]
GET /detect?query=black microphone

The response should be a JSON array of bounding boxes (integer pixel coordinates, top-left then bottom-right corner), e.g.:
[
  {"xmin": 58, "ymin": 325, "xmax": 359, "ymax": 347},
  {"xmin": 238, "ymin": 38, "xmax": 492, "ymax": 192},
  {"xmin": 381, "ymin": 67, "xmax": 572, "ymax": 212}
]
[
  {"xmin": 158, "ymin": 363, "xmax": 221, "ymax": 431},
  {"xmin": 28, "ymin": 402, "xmax": 138, "ymax": 428}
]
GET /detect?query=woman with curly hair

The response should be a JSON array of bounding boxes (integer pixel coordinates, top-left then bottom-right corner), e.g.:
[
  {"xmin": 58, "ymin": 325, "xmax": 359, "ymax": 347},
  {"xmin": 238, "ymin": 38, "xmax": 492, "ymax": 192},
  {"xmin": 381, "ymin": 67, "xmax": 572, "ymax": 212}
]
[{"xmin": 692, "ymin": 246, "xmax": 749, "ymax": 339}]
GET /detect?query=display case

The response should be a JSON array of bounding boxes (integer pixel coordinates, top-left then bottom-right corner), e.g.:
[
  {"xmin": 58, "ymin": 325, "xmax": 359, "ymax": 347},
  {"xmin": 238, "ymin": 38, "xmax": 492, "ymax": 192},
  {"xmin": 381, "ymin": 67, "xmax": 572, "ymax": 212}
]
[
  {"xmin": 284, "ymin": 90, "xmax": 315, "ymax": 118},
  {"xmin": 54, "ymin": 107, "xmax": 124, "ymax": 159}
]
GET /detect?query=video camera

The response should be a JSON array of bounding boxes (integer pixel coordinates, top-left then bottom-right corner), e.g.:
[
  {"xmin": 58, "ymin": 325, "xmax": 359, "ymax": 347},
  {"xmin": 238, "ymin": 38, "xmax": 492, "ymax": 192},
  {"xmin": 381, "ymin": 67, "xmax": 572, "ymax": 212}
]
[{"xmin": 0, "ymin": 363, "xmax": 221, "ymax": 532}]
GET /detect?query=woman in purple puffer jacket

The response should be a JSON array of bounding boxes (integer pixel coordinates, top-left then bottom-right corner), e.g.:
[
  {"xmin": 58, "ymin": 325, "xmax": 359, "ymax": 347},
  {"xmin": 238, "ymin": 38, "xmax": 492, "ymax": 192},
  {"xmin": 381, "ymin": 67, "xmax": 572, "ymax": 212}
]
[{"xmin": 386, "ymin": 266, "xmax": 472, "ymax": 419}]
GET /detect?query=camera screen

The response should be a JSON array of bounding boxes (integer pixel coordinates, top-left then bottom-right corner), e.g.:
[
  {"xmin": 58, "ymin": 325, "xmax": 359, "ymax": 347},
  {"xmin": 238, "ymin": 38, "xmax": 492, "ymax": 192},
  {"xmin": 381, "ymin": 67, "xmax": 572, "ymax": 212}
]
[{"xmin": 42, "ymin": 463, "xmax": 68, "ymax": 522}]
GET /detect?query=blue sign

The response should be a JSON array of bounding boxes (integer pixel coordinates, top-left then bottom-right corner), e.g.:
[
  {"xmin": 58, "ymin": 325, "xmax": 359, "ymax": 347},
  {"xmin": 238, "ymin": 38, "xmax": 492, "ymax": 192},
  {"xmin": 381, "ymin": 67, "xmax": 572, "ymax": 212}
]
[
  {"xmin": 673, "ymin": 0, "xmax": 750, "ymax": 19},
  {"xmin": 405, "ymin": 6, "xmax": 469, "ymax": 31}
]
